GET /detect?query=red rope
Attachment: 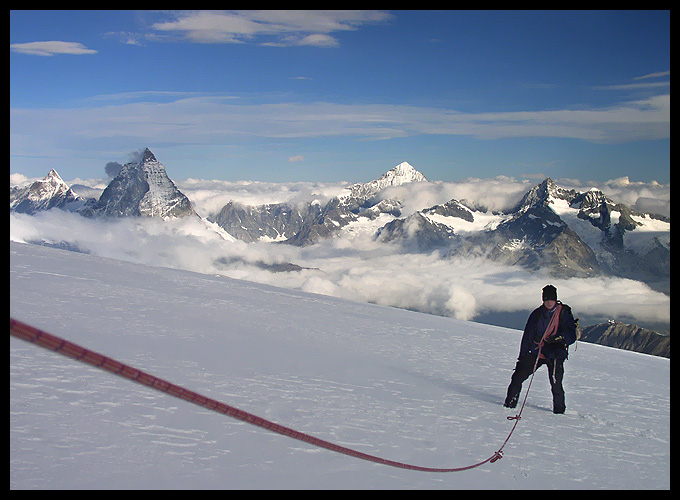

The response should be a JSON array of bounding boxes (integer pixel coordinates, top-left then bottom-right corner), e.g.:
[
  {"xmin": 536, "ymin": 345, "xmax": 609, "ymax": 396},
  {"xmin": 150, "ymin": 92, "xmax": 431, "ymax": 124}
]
[{"xmin": 11, "ymin": 317, "xmax": 512, "ymax": 472}]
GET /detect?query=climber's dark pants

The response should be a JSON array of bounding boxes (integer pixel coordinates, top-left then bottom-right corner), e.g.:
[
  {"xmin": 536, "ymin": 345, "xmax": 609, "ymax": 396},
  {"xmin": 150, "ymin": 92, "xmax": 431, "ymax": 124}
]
[{"xmin": 505, "ymin": 353, "xmax": 565, "ymax": 413}]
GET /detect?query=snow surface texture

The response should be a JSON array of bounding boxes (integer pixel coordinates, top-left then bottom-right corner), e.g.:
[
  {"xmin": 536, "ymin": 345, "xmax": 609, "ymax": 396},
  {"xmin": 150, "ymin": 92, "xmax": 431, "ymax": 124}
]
[{"xmin": 10, "ymin": 241, "xmax": 669, "ymax": 489}]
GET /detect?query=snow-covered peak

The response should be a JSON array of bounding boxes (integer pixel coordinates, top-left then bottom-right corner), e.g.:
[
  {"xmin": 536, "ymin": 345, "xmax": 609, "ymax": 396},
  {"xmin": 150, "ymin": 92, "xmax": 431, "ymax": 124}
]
[
  {"xmin": 34, "ymin": 169, "xmax": 70, "ymax": 196},
  {"xmin": 576, "ymin": 189, "xmax": 613, "ymax": 212},
  {"xmin": 379, "ymin": 161, "xmax": 428, "ymax": 186},
  {"xmin": 10, "ymin": 168, "xmax": 82, "ymax": 214},
  {"xmin": 44, "ymin": 169, "xmax": 66, "ymax": 185},
  {"xmin": 87, "ymin": 148, "xmax": 197, "ymax": 219},
  {"xmin": 513, "ymin": 178, "xmax": 578, "ymax": 213},
  {"xmin": 349, "ymin": 162, "xmax": 428, "ymax": 199}
]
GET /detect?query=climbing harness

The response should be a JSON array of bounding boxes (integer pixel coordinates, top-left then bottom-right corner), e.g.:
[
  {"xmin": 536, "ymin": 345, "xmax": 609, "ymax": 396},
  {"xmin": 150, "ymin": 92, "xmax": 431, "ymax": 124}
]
[{"xmin": 10, "ymin": 316, "xmax": 543, "ymax": 473}]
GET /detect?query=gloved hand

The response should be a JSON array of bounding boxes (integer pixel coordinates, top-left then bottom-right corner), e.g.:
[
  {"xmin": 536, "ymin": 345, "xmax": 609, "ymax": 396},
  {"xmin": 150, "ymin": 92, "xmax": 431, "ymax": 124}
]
[{"xmin": 545, "ymin": 335, "xmax": 564, "ymax": 344}]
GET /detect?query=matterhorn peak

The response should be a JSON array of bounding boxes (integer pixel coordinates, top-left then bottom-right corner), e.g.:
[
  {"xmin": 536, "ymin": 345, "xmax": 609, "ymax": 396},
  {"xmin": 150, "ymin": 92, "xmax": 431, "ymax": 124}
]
[
  {"xmin": 141, "ymin": 148, "xmax": 157, "ymax": 163},
  {"xmin": 83, "ymin": 148, "xmax": 197, "ymax": 219}
]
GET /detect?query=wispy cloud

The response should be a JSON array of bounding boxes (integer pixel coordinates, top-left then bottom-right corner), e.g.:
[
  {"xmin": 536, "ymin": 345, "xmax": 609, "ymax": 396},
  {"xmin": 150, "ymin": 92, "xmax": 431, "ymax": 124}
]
[
  {"xmin": 10, "ymin": 93, "xmax": 671, "ymax": 157},
  {"xmin": 594, "ymin": 71, "xmax": 670, "ymax": 91},
  {"xmin": 146, "ymin": 10, "xmax": 393, "ymax": 47},
  {"xmin": 82, "ymin": 91, "xmax": 216, "ymax": 102},
  {"xmin": 10, "ymin": 41, "xmax": 97, "ymax": 56},
  {"xmin": 634, "ymin": 70, "xmax": 670, "ymax": 80},
  {"xmin": 594, "ymin": 82, "xmax": 670, "ymax": 91}
]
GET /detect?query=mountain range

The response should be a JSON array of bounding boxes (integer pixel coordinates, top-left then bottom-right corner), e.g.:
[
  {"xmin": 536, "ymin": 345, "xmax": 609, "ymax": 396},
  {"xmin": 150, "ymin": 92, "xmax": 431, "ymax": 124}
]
[
  {"xmin": 10, "ymin": 149, "xmax": 670, "ymax": 355},
  {"xmin": 205, "ymin": 160, "xmax": 670, "ymax": 290},
  {"xmin": 10, "ymin": 149, "xmax": 669, "ymax": 287},
  {"xmin": 11, "ymin": 149, "xmax": 670, "ymax": 281}
]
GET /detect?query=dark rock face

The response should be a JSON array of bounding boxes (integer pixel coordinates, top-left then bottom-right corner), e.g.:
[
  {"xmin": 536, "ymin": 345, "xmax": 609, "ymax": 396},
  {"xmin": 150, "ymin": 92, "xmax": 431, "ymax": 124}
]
[
  {"xmin": 580, "ymin": 322, "xmax": 670, "ymax": 358},
  {"xmin": 376, "ymin": 212, "xmax": 459, "ymax": 251},
  {"xmin": 211, "ymin": 201, "xmax": 321, "ymax": 243},
  {"xmin": 82, "ymin": 149, "xmax": 196, "ymax": 219},
  {"xmin": 487, "ymin": 204, "xmax": 600, "ymax": 276}
]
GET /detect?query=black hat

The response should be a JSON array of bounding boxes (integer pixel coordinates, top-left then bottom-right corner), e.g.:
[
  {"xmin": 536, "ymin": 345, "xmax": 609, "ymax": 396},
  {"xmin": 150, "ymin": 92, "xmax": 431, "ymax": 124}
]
[{"xmin": 542, "ymin": 285, "xmax": 557, "ymax": 301}]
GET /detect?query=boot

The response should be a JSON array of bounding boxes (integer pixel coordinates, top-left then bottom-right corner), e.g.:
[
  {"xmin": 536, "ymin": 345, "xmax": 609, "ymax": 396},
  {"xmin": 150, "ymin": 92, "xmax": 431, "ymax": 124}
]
[{"xmin": 504, "ymin": 393, "xmax": 518, "ymax": 409}]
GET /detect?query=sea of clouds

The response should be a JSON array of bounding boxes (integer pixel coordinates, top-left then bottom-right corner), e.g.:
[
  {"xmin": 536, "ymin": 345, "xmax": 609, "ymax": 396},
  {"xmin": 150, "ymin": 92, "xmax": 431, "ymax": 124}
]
[{"xmin": 9, "ymin": 174, "xmax": 670, "ymax": 330}]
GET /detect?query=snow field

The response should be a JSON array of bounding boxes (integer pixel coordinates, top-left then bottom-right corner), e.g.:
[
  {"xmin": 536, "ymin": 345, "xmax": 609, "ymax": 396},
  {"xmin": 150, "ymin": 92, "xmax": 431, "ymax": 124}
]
[{"xmin": 10, "ymin": 241, "xmax": 669, "ymax": 489}]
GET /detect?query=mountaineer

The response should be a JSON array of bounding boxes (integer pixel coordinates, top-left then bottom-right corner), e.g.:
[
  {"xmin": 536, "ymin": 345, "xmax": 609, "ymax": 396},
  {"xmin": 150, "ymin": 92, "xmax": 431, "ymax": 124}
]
[{"xmin": 504, "ymin": 285, "xmax": 577, "ymax": 414}]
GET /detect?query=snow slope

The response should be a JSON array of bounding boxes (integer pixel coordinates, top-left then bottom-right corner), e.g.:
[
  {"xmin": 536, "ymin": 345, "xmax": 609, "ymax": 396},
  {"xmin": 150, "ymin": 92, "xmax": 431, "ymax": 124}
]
[{"xmin": 10, "ymin": 241, "xmax": 669, "ymax": 489}]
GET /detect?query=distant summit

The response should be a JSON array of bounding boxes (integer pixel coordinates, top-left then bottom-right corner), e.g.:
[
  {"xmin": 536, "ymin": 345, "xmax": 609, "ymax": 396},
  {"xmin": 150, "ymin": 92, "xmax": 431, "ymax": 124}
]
[
  {"xmin": 349, "ymin": 161, "xmax": 428, "ymax": 199},
  {"xmin": 512, "ymin": 178, "xmax": 578, "ymax": 213},
  {"xmin": 10, "ymin": 169, "xmax": 83, "ymax": 214},
  {"xmin": 285, "ymin": 162, "xmax": 428, "ymax": 246},
  {"xmin": 82, "ymin": 148, "xmax": 197, "ymax": 219}
]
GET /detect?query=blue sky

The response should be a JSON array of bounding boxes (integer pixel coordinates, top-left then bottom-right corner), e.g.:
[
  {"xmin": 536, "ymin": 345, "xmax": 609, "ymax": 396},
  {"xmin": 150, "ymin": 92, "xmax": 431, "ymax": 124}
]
[{"xmin": 10, "ymin": 10, "xmax": 670, "ymax": 184}]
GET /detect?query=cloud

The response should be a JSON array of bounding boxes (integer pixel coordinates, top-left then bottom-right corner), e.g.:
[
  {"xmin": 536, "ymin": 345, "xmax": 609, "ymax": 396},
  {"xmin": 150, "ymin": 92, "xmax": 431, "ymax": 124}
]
[
  {"xmin": 634, "ymin": 71, "xmax": 670, "ymax": 80},
  {"xmin": 9, "ymin": 93, "xmax": 671, "ymax": 162},
  {"xmin": 298, "ymin": 34, "xmax": 338, "ymax": 47},
  {"xmin": 10, "ymin": 173, "xmax": 33, "ymax": 187},
  {"xmin": 378, "ymin": 176, "xmax": 533, "ymax": 215},
  {"xmin": 555, "ymin": 176, "xmax": 670, "ymax": 218},
  {"xmin": 148, "ymin": 10, "xmax": 392, "ymax": 46},
  {"xmin": 10, "ymin": 41, "xmax": 97, "ymax": 56},
  {"xmin": 272, "ymin": 34, "xmax": 339, "ymax": 48},
  {"xmin": 74, "ymin": 167, "xmax": 667, "ymax": 221},
  {"xmin": 83, "ymin": 91, "xmax": 217, "ymax": 103},
  {"xmin": 593, "ymin": 71, "xmax": 670, "ymax": 91},
  {"xmin": 9, "ymin": 171, "xmax": 670, "ymax": 330},
  {"xmin": 176, "ymin": 178, "xmax": 349, "ymax": 217},
  {"xmin": 105, "ymin": 162, "xmax": 123, "ymax": 178},
  {"xmin": 125, "ymin": 148, "xmax": 147, "ymax": 163},
  {"xmin": 288, "ymin": 155, "xmax": 305, "ymax": 163},
  {"xmin": 594, "ymin": 82, "xmax": 670, "ymax": 91},
  {"xmin": 175, "ymin": 176, "xmax": 532, "ymax": 220}
]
